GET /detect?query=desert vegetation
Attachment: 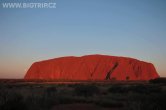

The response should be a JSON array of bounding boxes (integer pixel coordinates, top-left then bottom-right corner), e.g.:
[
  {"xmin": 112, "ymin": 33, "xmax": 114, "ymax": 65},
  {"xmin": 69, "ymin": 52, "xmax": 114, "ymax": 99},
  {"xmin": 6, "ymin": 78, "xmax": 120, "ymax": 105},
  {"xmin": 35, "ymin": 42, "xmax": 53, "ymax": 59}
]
[{"xmin": 0, "ymin": 79, "xmax": 166, "ymax": 110}]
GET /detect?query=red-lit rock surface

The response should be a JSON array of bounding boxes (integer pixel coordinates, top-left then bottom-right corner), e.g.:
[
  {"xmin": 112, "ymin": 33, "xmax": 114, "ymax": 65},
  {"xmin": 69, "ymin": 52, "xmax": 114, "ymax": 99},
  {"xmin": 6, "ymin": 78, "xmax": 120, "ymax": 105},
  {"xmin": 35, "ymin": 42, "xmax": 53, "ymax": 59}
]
[{"xmin": 24, "ymin": 55, "xmax": 159, "ymax": 80}]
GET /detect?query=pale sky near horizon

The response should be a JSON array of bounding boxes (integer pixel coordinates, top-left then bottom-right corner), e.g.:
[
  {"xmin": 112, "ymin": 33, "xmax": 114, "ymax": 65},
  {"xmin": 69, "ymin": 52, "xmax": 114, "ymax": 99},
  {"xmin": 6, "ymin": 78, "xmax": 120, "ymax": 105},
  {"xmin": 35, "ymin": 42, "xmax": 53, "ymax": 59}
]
[{"xmin": 0, "ymin": 0, "xmax": 166, "ymax": 78}]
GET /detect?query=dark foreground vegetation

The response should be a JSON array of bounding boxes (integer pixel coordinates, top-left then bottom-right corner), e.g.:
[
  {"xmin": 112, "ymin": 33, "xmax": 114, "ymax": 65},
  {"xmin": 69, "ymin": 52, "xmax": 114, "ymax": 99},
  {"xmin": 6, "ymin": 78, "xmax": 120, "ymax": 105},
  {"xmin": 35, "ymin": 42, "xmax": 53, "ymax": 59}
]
[{"xmin": 0, "ymin": 78, "xmax": 166, "ymax": 110}]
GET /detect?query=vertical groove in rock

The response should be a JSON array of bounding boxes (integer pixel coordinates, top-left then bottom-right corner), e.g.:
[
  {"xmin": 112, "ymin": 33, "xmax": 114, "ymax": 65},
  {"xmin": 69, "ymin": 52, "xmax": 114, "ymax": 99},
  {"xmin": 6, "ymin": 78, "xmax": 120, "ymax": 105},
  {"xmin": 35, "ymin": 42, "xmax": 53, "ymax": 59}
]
[{"xmin": 105, "ymin": 62, "xmax": 119, "ymax": 80}]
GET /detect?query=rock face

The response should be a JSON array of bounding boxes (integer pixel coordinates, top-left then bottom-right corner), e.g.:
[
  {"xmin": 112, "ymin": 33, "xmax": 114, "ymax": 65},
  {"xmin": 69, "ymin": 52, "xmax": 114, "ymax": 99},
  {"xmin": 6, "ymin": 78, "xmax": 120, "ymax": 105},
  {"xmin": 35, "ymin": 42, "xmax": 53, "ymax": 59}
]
[{"xmin": 24, "ymin": 55, "xmax": 159, "ymax": 80}]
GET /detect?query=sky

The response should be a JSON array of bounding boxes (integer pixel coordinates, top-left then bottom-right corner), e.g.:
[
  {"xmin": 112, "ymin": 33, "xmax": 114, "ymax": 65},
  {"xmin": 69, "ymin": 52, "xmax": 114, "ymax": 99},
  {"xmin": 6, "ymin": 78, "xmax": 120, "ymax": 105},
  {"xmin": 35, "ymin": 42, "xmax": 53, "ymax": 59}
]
[{"xmin": 0, "ymin": 0, "xmax": 166, "ymax": 78}]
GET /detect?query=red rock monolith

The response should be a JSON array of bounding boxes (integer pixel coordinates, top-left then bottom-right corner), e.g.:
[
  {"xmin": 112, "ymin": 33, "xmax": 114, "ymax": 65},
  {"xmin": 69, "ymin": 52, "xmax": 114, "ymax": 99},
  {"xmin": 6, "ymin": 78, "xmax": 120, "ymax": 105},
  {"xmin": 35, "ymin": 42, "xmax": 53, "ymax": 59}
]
[{"xmin": 24, "ymin": 55, "xmax": 159, "ymax": 80}]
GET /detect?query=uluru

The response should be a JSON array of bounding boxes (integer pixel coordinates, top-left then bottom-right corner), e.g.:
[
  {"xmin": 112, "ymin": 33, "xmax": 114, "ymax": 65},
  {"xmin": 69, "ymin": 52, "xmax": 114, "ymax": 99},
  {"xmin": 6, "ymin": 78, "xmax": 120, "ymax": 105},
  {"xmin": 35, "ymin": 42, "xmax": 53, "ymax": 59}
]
[{"xmin": 24, "ymin": 54, "xmax": 159, "ymax": 81}]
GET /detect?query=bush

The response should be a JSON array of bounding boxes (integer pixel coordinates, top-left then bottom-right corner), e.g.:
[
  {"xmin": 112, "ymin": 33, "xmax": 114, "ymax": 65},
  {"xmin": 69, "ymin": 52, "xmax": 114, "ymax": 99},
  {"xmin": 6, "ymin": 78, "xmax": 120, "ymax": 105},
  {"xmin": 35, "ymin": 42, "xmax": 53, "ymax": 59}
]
[
  {"xmin": 95, "ymin": 99, "xmax": 124, "ymax": 108},
  {"xmin": 127, "ymin": 93, "xmax": 166, "ymax": 110},
  {"xmin": 25, "ymin": 92, "xmax": 56, "ymax": 110},
  {"xmin": 127, "ymin": 85, "xmax": 162, "ymax": 94},
  {"xmin": 108, "ymin": 85, "xmax": 128, "ymax": 93},
  {"xmin": 74, "ymin": 84, "xmax": 99, "ymax": 97},
  {"xmin": 0, "ymin": 91, "xmax": 27, "ymax": 110},
  {"xmin": 149, "ymin": 78, "xmax": 166, "ymax": 84},
  {"xmin": 45, "ymin": 86, "xmax": 57, "ymax": 97},
  {"xmin": 108, "ymin": 84, "xmax": 162, "ymax": 94}
]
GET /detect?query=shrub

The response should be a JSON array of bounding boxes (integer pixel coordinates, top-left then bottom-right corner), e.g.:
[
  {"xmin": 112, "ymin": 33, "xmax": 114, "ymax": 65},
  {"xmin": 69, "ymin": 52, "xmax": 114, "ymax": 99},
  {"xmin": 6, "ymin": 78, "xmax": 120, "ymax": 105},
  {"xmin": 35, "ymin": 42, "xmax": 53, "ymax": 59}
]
[
  {"xmin": 74, "ymin": 84, "xmax": 99, "ymax": 97},
  {"xmin": 25, "ymin": 92, "xmax": 56, "ymax": 110},
  {"xmin": 95, "ymin": 99, "xmax": 124, "ymax": 108},
  {"xmin": 108, "ymin": 85, "xmax": 128, "ymax": 93},
  {"xmin": 127, "ymin": 85, "xmax": 161, "ymax": 94},
  {"xmin": 0, "ymin": 91, "xmax": 27, "ymax": 110},
  {"xmin": 45, "ymin": 86, "xmax": 57, "ymax": 97},
  {"xmin": 149, "ymin": 78, "xmax": 166, "ymax": 84},
  {"xmin": 127, "ymin": 93, "xmax": 166, "ymax": 110}
]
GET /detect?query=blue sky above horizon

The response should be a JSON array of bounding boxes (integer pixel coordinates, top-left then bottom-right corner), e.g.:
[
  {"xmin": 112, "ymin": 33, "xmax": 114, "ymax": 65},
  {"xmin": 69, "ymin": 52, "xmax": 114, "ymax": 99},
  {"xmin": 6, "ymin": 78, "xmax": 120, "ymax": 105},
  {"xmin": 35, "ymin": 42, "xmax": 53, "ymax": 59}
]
[{"xmin": 0, "ymin": 0, "xmax": 166, "ymax": 78}]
